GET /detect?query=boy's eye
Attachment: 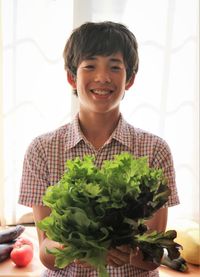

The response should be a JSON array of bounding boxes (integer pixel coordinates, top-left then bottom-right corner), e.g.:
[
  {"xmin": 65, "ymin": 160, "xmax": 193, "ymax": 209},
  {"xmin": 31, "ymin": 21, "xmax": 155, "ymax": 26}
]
[
  {"xmin": 111, "ymin": 66, "xmax": 121, "ymax": 71},
  {"xmin": 83, "ymin": 65, "xmax": 95, "ymax": 70}
]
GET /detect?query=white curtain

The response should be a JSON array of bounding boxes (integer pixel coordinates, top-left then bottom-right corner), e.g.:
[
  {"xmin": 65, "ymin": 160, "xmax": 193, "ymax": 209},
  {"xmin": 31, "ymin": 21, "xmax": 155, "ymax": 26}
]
[
  {"xmin": 1, "ymin": 0, "xmax": 199, "ymax": 225},
  {"xmin": 1, "ymin": 0, "xmax": 74, "ymax": 225}
]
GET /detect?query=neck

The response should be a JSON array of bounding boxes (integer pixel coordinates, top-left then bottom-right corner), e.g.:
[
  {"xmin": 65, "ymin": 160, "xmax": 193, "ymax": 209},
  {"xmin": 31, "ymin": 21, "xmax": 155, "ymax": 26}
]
[{"xmin": 78, "ymin": 111, "xmax": 121, "ymax": 149}]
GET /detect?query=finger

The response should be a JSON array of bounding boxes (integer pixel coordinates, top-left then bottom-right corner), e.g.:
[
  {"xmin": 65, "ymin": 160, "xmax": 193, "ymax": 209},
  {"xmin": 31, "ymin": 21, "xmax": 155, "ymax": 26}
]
[
  {"xmin": 130, "ymin": 247, "xmax": 144, "ymax": 264},
  {"xmin": 115, "ymin": 244, "xmax": 131, "ymax": 254},
  {"xmin": 73, "ymin": 259, "xmax": 93, "ymax": 268},
  {"xmin": 109, "ymin": 248, "xmax": 130, "ymax": 263},
  {"xmin": 131, "ymin": 247, "xmax": 140, "ymax": 257},
  {"xmin": 107, "ymin": 255, "xmax": 124, "ymax": 267}
]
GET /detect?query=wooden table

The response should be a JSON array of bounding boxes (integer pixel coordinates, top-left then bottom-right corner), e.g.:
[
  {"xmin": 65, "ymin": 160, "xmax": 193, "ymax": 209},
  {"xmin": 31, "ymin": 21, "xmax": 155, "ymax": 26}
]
[{"xmin": 0, "ymin": 226, "xmax": 199, "ymax": 276}]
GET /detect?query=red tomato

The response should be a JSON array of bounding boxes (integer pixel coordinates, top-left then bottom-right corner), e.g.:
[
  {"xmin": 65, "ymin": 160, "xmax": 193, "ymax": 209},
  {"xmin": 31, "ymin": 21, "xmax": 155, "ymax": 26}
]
[
  {"xmin": 10, "ymin": 237, "xmax": 34, "ymax": 267},
  {"xmin": 14, "ymin": 237, "xmax": 34, "ymax": 250}
]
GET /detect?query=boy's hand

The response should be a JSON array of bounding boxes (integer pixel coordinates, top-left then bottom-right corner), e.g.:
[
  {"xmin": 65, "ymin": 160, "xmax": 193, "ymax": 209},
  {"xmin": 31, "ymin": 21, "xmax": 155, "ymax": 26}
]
[
  {"xmin": 73, "ymin": 259, "xmax": 94, "ymax": 269},
  {"xmin": 106, "ymin": 245, "xmax": 132, "ymax": 267}
]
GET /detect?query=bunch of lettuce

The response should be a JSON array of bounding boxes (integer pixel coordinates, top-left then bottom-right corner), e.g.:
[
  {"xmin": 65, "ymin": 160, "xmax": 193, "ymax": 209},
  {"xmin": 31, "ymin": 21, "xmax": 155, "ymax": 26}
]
[{"xmin": 38, "ymin": 152, "xmax": 181, "ymax": 277}]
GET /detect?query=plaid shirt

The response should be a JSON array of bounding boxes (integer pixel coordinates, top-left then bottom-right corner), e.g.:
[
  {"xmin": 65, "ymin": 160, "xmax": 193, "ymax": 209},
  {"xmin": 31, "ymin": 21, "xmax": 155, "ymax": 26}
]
[{"xmin": 19, "ymin": 114, "xmax": 179, "ymax": 277}]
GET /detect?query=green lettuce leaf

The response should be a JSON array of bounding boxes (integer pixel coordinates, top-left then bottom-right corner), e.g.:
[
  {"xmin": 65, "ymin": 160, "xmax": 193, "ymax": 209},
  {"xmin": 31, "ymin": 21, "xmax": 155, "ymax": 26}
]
[{"xmin": 37, "ymin": 152, "xmax": 180, "ymax": 276}]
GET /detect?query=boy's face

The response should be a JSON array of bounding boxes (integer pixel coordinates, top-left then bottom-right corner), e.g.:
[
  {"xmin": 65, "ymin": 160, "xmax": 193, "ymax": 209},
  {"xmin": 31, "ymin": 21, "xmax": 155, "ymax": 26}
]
[{"xmin": 68, "ymin": 52, "xmax": 134, "ymax": 115}]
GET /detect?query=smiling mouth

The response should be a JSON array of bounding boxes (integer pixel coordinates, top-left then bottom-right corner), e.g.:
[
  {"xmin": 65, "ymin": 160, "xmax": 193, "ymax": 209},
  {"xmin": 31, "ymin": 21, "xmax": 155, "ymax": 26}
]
[{"xmin": 90, "ymin": 89, "xmax": 113, "ymax": 95}]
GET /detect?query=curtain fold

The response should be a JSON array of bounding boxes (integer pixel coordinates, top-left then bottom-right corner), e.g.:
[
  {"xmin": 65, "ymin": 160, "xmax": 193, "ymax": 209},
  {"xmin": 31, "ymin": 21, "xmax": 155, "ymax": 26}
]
[{"xmin": 1, "ymin": 0, "xmax": 74, "ymax": 225}]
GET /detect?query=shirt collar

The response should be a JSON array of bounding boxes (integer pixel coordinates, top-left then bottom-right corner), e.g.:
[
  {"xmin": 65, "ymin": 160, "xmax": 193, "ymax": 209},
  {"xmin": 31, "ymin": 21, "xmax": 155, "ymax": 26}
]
[
  {"xmin": 64, "ymin": 113, "xmax": 134, "ymax": 151},
  {"xmin": 64, "ymin": 114, "xmax": 84, "ymax": 150},
  {"xmin": 111, "ymin": 114, "xmax": 133, "ymax": 150}
]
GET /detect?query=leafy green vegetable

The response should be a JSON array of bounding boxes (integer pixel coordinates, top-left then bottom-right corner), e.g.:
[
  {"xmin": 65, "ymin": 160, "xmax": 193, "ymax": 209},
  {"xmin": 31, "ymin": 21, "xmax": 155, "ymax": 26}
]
[
  {"xmin": 38, "ymin": 152, "xmax": 181, "ymax": 277},
  {"xmin": 161, "ymin": 250, "xmax": 188, "ymax": 272}
]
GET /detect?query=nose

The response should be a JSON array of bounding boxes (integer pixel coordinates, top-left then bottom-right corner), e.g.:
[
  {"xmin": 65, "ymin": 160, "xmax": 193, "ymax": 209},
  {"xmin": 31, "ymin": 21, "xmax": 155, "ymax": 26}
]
[{"xmin": 94, "ymin": 69, "xmax": 111, "ymax": 83}]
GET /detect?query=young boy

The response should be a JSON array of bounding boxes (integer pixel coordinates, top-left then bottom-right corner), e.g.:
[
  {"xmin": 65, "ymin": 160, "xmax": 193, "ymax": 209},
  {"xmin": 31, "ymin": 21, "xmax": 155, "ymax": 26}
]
[{"xmin": 18, "ymin": 21, "xmax": 179, "ymax": 277}]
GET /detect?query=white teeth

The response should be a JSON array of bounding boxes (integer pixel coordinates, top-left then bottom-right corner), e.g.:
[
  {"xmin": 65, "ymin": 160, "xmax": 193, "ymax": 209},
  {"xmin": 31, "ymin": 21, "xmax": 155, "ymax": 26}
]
[{"xmin": 92, "ymin": 90, "xmax": 111, "ymax": 95}]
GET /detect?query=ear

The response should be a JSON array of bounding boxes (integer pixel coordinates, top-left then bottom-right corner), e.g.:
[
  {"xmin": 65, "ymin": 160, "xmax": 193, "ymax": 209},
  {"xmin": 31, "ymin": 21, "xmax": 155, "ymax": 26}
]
[
  {"xmin": 67, "ymin": 71, "xmax": 77, "ymax": 89},
  {"xmin": 125, "ymin": 74, "xmax": 135, "ymax": 90}
]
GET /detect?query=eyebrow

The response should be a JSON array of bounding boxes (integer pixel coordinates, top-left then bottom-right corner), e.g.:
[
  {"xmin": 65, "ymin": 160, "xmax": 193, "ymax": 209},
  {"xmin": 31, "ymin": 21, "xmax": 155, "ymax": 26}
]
[
  {"xmin": 110, "ymin": 58, "xmax": 123, "ymax": 64},
  {"xmin": 84, "ymin": 56, "xmax": 124, "ymax": 64}
]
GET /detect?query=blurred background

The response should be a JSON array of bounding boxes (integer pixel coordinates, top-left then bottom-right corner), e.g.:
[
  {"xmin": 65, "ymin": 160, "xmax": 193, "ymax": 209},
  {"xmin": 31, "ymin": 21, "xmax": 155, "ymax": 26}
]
[{"xmin": 0, "ymin": 0, "xmax": 199, "ymax": 226}]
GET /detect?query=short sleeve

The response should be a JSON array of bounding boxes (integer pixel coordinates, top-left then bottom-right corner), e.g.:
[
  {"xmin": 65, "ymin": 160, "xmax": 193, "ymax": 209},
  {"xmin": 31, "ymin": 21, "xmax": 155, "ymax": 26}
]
[
  {"xmin": 151, "ymin": 137, "xmax": 180, "ymax": 207},
  {"xmin": 18, "ymin": 137, "xmax": 49, "ymax": 207}
]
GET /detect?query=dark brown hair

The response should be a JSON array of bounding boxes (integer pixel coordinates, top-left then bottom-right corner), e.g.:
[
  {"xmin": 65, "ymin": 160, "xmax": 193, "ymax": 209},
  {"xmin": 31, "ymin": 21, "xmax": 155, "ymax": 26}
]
[{"xmin": 63, "ymin": 21, "xmax": 139, "ymax": 93}]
